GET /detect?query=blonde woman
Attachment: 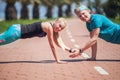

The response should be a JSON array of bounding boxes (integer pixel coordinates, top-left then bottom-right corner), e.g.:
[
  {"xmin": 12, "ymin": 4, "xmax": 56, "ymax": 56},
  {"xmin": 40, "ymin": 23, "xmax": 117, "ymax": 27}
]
[{"xmin": 0, "ymin": 18, "xmax": 74, "ymax": 64}]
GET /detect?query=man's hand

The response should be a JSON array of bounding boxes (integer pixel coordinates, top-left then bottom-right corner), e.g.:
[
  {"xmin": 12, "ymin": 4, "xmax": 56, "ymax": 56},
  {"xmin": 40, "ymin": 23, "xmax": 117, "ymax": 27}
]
[
  {"xmin": 69, "ymin": 49, "xmax": 81, "ymax": 58},
  {"xmin": 69, "ymin": 53, "xmax": 81, "ymax": 58}
]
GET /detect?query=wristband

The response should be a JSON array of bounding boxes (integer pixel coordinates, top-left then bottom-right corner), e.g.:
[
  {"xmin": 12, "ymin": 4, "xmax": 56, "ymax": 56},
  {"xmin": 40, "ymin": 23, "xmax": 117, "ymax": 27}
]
[
  {"xmin": 69, "ymin": 48, "xmax": 72, "ymax": 53},
  {"xmin": 79, "ymin": 49, "xmax": 82, "ymax": 53}
]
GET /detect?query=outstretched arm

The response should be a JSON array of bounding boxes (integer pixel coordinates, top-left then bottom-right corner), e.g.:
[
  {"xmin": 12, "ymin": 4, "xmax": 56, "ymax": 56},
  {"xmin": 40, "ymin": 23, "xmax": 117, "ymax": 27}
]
[
  {"xmin": 45, "ymin": 23, "xmax": 67, "ymax": 64},
  {"xmin": 53, "ymin": 32, "xmax": 71, "ymax": 52},
  {"xmin": 90, "ymin": 30, "xmax": 97, "ymax": 60},
  {"xmin": 69, "ymin": 28, "xmax": 100, "ymax": 58},
  {"xmin": 81, "ymin": 28, "xmax": 99, "ymax": 52}
]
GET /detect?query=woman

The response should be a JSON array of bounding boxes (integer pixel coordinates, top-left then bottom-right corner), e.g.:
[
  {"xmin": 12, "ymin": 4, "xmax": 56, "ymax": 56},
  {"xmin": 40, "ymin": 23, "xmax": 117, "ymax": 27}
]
[
  {"xmin": 69, "ymin": 5, "xmax": 120, "ymax": 60},
  {"xmin": 0, "ymin": 18, "xmax": 74, "ymax": 64}
]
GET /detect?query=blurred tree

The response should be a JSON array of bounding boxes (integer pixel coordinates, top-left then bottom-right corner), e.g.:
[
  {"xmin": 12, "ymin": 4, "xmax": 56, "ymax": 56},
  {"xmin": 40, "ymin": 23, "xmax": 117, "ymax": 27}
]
[
  {"xmin": 4, "ymin": 0, "xmax": 17, "ymax": 20},
  {"xmin": 94, "ymin": 0, "xmax": 103, "ymax": 14},
  {"xmin": 41, "ymin": 0, "xmax": 83, "ymax": 18},
  {"xmin": 65, "ymin": 0, "xmax": 82, "ymax": 17},
  {"xmin": 103, "ymin": 0, "xmax": 120, "ymax": 19},
  {"xmin": 55, "ymin": 0, "xmax": 82, "ymax": 17},
  {"xmin": 30, "ymin": 0, "xmax": 41, "ymax": 19},
  {"xmin": 54, "ymin": 0, "xmax": 64, "ymax": 17},
  {"xmin": 87, "ymin": 0, "xmax": 104, "ymax": 14},
  {"xmin": 41, "ymin": 0, "xmax": 55, "ymax": 18},
  {"xmin": 64, "ymin": 0, "xmax": 72, "ymax": 17},
  {"xmin": 20, "ymin": 0, "xmax": 29, "ymax": 19}
]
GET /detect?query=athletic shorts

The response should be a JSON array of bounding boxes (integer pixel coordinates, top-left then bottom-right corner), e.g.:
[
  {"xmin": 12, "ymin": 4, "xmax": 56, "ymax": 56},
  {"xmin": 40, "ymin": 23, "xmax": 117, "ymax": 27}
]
[{"xmin": 0, "ymin": 24, "xmax": 21, "ymax": 45}]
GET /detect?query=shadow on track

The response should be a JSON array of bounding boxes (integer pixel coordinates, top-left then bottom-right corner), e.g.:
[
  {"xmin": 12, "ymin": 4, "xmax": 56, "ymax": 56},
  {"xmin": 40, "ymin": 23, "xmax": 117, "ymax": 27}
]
[{"xmin": 0, "ymin": 59, "xmax": 120, "ymax": 64}]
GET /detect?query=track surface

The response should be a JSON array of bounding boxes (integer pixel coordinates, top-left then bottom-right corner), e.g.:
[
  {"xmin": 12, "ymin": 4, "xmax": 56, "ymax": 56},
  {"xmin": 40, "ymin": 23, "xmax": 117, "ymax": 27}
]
[{"xmin": 0, "ymin": 18, "xmax": 120, "ymax": 80}]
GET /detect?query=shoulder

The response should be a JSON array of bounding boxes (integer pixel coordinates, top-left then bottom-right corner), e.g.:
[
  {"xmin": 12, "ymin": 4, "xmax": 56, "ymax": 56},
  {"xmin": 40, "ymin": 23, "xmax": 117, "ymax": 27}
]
[
  {"xmin": 88, "ymin": 14, "xmax": 104, "ymax": 29},
  {"xmin": 92, "ymin": 14, "xmax": 106, "ymax": 20},
  {"xmin": 42, "ymin": 22, "xmax": 51, "ymax": 27},
  {"xmin": 42, "ymin": 22, "xmax": 53, "ymax": 34},
  {"xmin": 90, "ymin": 14, "xmax": 104, "ymax": 23}
]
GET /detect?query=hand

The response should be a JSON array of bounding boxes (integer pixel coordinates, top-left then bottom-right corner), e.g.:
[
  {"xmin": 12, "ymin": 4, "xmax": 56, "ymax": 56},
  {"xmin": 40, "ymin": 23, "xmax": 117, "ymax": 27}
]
[
  {"xmin": 56, "ymin": 60, "xmax": 67, "ymax": 64},
  {"xmin": 69, "ymin": 49, "xmax": 81, "ymax": 58},
  {"xmin": 69, "ymin": 53, "xmax": 81, "ymax": 58},
  {"xmin": 70, "ymin": 48, "xmax": 79, "ymax": 53}
]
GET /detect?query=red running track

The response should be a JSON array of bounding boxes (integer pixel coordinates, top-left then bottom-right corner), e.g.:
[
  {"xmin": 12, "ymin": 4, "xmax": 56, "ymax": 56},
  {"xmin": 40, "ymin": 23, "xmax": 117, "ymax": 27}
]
[{"xmin": 0, "ymin": 18, "xmax": 120, "ymax": 80}]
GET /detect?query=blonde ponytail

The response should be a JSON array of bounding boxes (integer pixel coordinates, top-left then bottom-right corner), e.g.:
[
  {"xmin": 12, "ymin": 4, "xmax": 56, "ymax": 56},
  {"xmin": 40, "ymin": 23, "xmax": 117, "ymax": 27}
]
[
  {"xmin": 54, "ymin": 32, "xmax": 65, "ymax": 51},
  {"xmin": 53, "ymin": 18, "xmax": 68, "ymax": 51}
]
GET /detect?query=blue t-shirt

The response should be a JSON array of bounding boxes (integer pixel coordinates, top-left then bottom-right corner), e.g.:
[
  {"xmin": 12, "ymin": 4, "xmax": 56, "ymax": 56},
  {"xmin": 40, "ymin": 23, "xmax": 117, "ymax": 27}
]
[{"xmin": 86, "ymin": 14, "xmax": 120, "ymax": 44}]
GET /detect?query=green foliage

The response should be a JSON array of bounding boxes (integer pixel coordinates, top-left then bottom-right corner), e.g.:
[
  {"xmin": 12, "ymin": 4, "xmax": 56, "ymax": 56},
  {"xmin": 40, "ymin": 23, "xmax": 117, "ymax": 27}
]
[
  {"xmin": 110, "ymin": 18, "xmax": 120, "ymax": 24},
  {"xmin": 103, "ymin": 0, "xmax": 120, "ymax": 19}
]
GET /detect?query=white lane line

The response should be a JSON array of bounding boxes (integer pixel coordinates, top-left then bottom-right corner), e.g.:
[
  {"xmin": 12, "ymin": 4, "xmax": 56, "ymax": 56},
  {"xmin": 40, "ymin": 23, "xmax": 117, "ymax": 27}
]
[
  {"xmin": 66, "ymin": 28, "xmax": 109, "ymax": 76},
  {"xmin": 66, "ymin": 30, "xmax": 73, "ymax": 38},
  {"xmin": 94, "ymin": 66, "xmax": 109, "ymax": 75},
  {"xmin": 66, "ymin": 29, "xmax": 70, "ymax": 32},
  {"xmin": 66, "ymin": 29, "xmax": 90, "ymax": 59},
  {"xmin": 68, "ymin": 35, "xmax": 73, "ymax": 38},
  {"xmin": 82, "ymin": 53, "xmax": 90, "ymax": 58},
  {"xmin": 67, "ymin": 32, "xmax": 71, "ymax": 35},
  {"xmin": 74, "ymin": 44, "xmax": 80, "ymax": 48},
  {"xmin": 70, "ymin": 39, "xmax": 75, "ymax": 43}
]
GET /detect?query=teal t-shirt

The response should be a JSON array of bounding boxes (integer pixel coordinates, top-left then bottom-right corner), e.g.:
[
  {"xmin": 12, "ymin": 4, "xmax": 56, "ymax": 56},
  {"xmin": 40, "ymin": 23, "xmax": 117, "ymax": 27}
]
[{"xmin": 86, "ymin": 14, "xmax": 120, "ymax": 44}]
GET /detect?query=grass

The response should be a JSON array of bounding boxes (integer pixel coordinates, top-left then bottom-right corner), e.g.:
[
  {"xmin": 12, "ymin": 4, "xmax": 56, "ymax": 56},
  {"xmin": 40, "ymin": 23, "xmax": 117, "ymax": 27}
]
[
  {"xmin": 0, "ymin": 18, "xmax": 120, "ymax": 33},
  {"xmin": 0, "ymin": 18, "xmax": 56, "ymax": 33},
  {"xmin": 110, "ymin": 18, "xmax": 120, "ymax": 24}
]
